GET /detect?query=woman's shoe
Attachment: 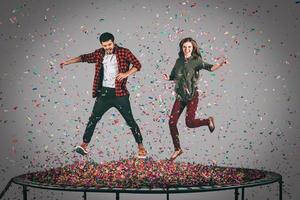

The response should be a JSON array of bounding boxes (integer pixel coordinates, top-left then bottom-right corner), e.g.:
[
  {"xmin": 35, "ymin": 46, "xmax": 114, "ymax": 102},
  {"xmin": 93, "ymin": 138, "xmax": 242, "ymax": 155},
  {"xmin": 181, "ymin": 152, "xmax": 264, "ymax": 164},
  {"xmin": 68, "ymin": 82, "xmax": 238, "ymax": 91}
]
[
  {"xmin": 169, "ymin": 149, "xmax": 183, "ymax": 161},
  {"xmin": 208, "ymin": 117, "xmax": 215, "ymax": 133}
]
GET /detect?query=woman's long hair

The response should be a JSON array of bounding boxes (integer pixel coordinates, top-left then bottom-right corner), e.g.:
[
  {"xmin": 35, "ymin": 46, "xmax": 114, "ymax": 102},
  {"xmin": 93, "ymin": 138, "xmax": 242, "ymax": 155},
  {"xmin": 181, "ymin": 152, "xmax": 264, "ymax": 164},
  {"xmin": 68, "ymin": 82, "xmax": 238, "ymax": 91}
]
[
  {"xmin": 178, "ymin": 37, "xmax": 202, "ymax": 60},
  {"xmin": 179, "ymin": 37, "xmax": 203, "ymax": 80}
]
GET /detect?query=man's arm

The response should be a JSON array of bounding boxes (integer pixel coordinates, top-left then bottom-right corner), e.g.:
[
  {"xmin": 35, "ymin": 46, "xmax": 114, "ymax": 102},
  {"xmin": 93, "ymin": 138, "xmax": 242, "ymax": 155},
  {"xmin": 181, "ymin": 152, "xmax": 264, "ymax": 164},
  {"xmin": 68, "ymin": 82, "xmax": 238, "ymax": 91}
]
[
  {"xmin": 126, "ymin": 49, "xmax": 142, "ymax": 72},
  {"xmin": 126, "ymin": 66, "xmax": 138, "ymax": 76},
  {"xmin": 60, "ymin": 57, "xmax": 81, "ymax": 68},
  {"xmin": 116, "ymin": 62, "xmax": 139, "ymax": 81},
  {"xmin": 116, "ymin": 49, "xmax": 141, "ymax": 81},
  {"xmin": 60, "ymin": 50, "xmax": 99, "ymax": 69}
]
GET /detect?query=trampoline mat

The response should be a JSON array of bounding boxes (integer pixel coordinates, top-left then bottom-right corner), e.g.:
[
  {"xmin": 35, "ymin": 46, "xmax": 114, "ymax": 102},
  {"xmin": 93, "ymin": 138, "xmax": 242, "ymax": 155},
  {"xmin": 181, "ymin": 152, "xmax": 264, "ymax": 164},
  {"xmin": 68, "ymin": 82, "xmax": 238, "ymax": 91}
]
[{"xmin": 12, "ymin": 158, "xmax": 279, "ymax": 191}]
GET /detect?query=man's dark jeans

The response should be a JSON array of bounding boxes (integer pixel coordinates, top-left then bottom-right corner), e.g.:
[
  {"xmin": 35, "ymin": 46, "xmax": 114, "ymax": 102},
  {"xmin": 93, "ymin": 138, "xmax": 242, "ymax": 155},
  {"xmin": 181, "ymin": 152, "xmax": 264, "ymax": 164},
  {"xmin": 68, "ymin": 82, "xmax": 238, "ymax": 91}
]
[{"xmin": 83, "ymin": 87, "xmax": 143, "ymax": 144}]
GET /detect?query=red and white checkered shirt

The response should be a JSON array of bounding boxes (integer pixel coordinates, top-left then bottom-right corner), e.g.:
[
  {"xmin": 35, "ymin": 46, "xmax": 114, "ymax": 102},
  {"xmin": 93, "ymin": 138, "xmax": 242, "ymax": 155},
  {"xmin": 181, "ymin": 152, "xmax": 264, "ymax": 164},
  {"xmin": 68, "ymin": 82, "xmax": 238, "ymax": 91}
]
[{"xmin": 80, "ymin": 45, "xmax": 141, "ymax": 98}]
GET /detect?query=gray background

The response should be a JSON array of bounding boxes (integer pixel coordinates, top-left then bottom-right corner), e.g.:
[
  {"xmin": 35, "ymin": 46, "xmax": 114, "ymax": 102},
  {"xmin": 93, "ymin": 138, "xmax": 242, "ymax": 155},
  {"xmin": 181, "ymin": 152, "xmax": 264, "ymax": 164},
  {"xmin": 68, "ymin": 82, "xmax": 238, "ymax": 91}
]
[{"xmin": 0, "ymin": 0, "xmax": 299, "ymax": 199}]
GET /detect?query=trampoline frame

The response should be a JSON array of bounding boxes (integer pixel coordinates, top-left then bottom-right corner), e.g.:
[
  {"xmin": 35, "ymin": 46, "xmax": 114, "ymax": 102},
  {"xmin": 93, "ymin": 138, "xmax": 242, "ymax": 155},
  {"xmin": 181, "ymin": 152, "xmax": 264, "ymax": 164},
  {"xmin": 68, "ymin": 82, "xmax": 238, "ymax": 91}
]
[{"xmin": 1, "ymin": 170, "xmax": 282, "ymax": 200}]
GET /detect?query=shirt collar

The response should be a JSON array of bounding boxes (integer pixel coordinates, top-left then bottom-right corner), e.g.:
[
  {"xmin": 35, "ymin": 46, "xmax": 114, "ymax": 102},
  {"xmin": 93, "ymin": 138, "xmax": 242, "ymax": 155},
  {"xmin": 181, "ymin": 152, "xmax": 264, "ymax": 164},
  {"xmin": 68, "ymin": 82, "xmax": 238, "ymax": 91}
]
[
  {"xmin": 102, "ymin": 44, "xmax": 119, "ymax": 55},
  {"xmin": 113, "ymin": 44, "xmax": 119, "ymax": 53}
]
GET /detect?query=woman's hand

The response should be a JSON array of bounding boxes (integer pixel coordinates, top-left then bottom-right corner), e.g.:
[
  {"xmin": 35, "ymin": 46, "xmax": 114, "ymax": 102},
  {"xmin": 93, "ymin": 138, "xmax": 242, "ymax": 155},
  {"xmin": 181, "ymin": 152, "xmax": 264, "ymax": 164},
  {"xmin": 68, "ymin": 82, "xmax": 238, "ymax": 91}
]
[
  {"xmin": 163, "ymin": 73, "xmax": 169, "ymax": 80},
  {"xmin": 211, "ymin": 57, "xmax": 229, "ymax": 71},
  {"xmin": 220, "ymin": 58, "xmax": 229, "ymax": 66}
]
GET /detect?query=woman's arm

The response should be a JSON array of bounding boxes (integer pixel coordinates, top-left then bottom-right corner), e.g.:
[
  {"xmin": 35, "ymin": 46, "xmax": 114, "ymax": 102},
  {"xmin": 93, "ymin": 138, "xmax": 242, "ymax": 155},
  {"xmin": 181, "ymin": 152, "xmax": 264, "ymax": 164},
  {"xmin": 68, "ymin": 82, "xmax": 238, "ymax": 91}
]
[
  {"xmin": 165, "ymin": 59, "xmax": 179, "ymax": 80},
  {"xmin": 197, "ymin": 58, "xmax": 228, "ymax": 72},
  {"xmin": 210, "ymin": 59, "xmax": 228, "ymax": 71},
  {"xmin": 163, "ymin": 67, "xmax": 177, "ymax": 81}
]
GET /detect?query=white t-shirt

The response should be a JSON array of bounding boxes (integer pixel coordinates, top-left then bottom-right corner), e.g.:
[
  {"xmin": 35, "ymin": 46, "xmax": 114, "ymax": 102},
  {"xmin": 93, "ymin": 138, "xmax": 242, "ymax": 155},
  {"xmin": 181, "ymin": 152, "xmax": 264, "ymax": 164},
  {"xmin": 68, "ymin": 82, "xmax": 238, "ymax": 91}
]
[{"xmin": 102, "ymin": 54, "xmax": 118, "ymax": 88}]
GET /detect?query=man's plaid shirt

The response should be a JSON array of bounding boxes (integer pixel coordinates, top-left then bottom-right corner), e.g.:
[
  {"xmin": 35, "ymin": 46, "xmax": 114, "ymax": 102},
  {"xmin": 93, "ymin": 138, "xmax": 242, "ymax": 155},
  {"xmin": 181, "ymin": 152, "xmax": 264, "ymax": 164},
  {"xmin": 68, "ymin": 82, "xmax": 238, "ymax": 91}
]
[{"xmin": 80, "ymin": 45, "xmax": 141, "ymax": 98}]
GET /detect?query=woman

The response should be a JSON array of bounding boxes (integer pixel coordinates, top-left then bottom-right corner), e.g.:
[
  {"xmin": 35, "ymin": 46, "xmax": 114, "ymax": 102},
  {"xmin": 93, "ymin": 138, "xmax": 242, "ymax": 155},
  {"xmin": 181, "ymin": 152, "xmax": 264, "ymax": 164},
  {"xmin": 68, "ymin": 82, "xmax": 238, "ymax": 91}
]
[{"xmin": 163, "ymin": 37, "xmax": 227, "ymax": 161}]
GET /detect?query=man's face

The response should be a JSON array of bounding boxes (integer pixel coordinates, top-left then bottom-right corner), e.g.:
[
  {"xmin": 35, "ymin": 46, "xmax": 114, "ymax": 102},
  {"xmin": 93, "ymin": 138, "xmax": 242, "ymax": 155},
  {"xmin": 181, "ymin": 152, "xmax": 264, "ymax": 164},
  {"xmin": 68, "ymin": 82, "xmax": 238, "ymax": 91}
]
[{"xmin": 101, "ymin": 40, "xmax": 115, "ymax": 54}]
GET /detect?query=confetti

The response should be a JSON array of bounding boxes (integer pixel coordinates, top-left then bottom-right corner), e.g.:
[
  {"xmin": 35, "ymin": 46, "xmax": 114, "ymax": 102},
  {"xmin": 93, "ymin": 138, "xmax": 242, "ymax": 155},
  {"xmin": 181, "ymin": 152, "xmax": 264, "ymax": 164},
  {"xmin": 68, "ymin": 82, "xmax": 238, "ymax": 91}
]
[{"xmin": 24, "ymin": 158, "xmax": 265, "ymax": 188}]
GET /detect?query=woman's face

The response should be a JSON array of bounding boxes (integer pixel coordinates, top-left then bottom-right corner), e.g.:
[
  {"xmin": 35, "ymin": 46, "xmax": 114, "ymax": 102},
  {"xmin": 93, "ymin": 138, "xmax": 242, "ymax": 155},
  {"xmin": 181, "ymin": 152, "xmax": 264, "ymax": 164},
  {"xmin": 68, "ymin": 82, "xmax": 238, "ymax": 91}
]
[{"xmin": 182, "ymin": 41, "xmax": 193, "ymax": 57}]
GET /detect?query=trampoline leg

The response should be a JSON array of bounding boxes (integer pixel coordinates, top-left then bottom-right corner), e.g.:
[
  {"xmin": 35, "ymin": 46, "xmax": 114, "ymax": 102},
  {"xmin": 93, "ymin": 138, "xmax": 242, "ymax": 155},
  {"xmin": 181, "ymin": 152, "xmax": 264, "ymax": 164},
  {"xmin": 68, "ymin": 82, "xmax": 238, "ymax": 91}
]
[
  {"xmin": 279, "ymin": 180, "xmax": 283, "ymax": 200},
  {"xmin": 22, "ymin": 186, "xmax": 28, "ymax": 200},
  {"xmin": 0, "ymin": 179, "xmax": 13, "ymax": 199},
  {"xmin": 234, "ymin": 188, "xmax": 239, "ymax": 200},
  {"xmin": 241, "ymin": 188, "xmax": 245, "ymax": 200},
  {"xmin": 116, "ymin": 192, "xmax": 120, "ymax": 200},
  {"xmin": 83, "ymin": 191, "xmax": 87, "ymax": 200}
]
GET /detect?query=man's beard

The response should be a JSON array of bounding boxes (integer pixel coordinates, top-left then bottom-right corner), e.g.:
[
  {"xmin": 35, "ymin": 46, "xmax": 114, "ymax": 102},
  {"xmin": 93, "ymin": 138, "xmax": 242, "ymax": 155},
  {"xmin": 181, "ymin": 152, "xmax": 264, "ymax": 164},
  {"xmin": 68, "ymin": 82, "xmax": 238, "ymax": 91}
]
[{"xmin": 105, "ymin": 49, "xmax": 113, "ymax": 54}]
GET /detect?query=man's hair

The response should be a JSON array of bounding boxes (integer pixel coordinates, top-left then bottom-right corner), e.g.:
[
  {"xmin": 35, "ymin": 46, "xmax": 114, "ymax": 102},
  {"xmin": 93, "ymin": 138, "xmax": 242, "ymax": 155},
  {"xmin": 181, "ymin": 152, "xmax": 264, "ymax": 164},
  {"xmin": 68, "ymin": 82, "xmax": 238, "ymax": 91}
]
[{"xmin": 99, "ymin": 32, "xmax": 114, "ymax": 43}]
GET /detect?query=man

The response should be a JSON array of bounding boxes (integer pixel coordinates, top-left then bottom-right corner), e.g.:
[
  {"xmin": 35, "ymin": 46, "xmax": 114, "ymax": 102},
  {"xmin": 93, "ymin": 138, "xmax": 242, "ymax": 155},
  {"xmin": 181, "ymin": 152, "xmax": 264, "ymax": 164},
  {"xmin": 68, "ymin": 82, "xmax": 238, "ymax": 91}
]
[{"xmin": 60, "ymin": 32, "xmax": 147, "ymax": 158}]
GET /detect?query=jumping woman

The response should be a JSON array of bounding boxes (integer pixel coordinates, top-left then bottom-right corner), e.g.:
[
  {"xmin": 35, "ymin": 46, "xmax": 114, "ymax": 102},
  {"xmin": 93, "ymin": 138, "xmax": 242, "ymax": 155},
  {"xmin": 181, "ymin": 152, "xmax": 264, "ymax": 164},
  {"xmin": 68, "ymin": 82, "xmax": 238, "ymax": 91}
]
[{"xmin": 163, "ymin": 37, "xmax": 227, "ymax": 161}]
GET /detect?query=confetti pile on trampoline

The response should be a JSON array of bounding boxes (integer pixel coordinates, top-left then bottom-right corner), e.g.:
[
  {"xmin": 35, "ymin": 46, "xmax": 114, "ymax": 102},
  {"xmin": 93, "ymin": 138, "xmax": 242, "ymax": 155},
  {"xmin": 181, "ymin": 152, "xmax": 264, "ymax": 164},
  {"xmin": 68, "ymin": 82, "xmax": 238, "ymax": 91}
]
[
  {"xmin": 1, "ymin": 158, "xmax": 283, "ymax": 200},
  {"xmin": 23, "ymin": 158, "xmax": 265, "ymax": 188}
]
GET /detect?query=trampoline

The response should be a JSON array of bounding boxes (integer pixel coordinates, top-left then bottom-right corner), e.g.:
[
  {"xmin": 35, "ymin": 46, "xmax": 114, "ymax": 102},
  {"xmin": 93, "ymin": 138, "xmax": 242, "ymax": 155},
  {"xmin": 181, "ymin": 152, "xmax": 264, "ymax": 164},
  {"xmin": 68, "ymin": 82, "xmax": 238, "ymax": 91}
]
[{"xmin": 0, "ymin": 158, "xmax": 283, "ymax": 200}]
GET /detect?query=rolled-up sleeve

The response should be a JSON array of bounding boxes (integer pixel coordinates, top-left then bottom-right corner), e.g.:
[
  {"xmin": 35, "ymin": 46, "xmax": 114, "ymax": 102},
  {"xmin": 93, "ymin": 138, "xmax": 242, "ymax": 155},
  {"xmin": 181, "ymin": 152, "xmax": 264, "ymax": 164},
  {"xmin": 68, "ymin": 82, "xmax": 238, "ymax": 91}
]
[
  {"xmin": 169, "ymin": 59, "xmax": 180, "ymax": 80},
  {"xmin": 126, "ymin": 49, "xmax": 141, "ymax": 71},
  {"xmin": 80, "ymin": 50, "xmax": 99, "ymax": 63},
  {"xmin": 169, "ymin": 66, "xmax": 176, "ymax": 80},
  {"xmin": 196, "ymin": 59, "xmax": 213, "ymax": 71}
]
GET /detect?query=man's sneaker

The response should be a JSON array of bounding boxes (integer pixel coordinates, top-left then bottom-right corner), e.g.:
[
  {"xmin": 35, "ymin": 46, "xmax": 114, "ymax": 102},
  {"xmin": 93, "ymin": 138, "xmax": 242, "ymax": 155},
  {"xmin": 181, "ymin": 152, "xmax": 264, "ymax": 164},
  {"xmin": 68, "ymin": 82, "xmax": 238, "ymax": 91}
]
[
  {"xmin": 169, "ymin": 149, "xmax": 183, "ymax": 161},
  {"xmin": 137, "ymin": 147, "xmax": 147, "ymax": 159},
  {"xmin": 75, "ymin": 143, "xmax": 88, "ymax": 156}
]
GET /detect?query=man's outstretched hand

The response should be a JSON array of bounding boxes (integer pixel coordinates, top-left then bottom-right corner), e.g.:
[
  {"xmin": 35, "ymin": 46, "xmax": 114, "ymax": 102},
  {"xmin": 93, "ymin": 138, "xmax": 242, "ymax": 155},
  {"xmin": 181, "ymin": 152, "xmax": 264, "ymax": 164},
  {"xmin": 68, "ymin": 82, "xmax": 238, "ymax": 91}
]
[
  {"xmin": 59, "ymin": 57, "xmax": 81, "ymax": 69},
  {"xmin": 60, "ymin": 61, "xmax": 68, "ymax": 69}
]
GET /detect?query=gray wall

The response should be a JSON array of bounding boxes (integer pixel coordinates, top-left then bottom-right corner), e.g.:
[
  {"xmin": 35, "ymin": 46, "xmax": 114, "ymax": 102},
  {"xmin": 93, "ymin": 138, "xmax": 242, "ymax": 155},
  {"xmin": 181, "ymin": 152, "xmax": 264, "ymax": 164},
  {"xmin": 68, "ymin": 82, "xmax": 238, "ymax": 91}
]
[{"xmin": 0, "ymin": 0, "xmax": 299, "ymax": 199}]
